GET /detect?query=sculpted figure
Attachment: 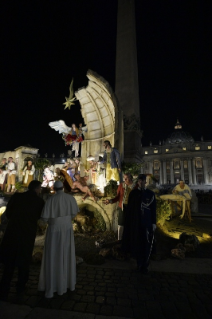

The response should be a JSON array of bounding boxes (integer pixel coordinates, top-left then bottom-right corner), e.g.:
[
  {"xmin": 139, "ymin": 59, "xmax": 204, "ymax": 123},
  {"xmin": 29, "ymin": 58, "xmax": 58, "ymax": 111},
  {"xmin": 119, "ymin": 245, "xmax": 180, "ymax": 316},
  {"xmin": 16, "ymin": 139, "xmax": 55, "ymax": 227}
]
[
  {"xmin": 41, "ymin": 167, "xmax": 54, "ymax": 189},
  {"xmin": 49, "ymin": 120, "xmax": 86, "ymax": 158},
  {"xmin": 22, "ymin": 160, "xmax": 35, "ymax": 187},
  {"xmin": 7, "ymin": 157, "xmax": 16, "ymax": 193},
  {"xmin": 72, "ymin": 173, "xmax": 96, "ymax": 201},
  {"xmin": 101, "ymin": 140, "xmax": 121, "ymax": 182},
  {"xmin": 0, "ymin": 158, "xmax": 7, "ymax": 191}
]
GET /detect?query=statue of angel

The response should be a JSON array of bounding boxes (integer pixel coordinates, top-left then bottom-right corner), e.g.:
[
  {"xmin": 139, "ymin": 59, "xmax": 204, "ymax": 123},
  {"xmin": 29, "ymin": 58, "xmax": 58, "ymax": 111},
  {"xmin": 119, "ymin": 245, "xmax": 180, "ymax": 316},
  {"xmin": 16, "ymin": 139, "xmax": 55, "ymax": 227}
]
[{"xmin": 49, "ymin": 120, "xmax": 87, "ymax": 157}]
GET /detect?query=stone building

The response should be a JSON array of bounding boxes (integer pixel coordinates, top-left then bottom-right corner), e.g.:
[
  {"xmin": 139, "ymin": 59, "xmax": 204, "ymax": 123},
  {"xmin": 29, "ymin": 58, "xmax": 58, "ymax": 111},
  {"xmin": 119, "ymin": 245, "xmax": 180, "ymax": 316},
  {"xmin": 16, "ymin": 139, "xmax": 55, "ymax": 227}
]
[
  {"xmin": 0, "ymin": 145, "xmax": 39, "ymax": 182},
  {"xmin": 141, "ymin": 120, "xmax": 212, "ymax": 191}
]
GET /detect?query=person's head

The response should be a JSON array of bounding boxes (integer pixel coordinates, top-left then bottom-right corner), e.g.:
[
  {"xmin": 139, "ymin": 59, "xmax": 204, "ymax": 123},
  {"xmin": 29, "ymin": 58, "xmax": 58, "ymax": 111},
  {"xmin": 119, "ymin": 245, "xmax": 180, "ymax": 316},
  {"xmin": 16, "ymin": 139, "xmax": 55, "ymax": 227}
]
[
  {"xmin": 87, "ymin": 155, "xmax": 95, "ymax": 164},
  {"xmin": 64, "ymin": 162, "xmax": 69, "ymax": 168},
  {"xmin": 123, "ymin": 173, "xmax": 133, "ymax": 186},
  {"xmin": 28, "ymin": 180, "xmax": 42, "ymax": 195},
  {"xmin": 74, "ymin": 172, "xmax": 80, "ymax": 181},
  {"xmin": 2, "ymin": 158, "xmax": 6, "ymax": 163},
  {"xmin": 27, "ymin": 160, "xmax": 32, "ymax": 166},
  {"xmin": 179, "ymin": 180, "xmax": 185, "ymax": 189},
  {"xmin": 55, "ymin": 167, "xmax": 61, "ymax": 175},
  {"xmin": 72, "ymin": 123, "xmax": 76, "ymax": 129},
  {"xmin": 79, "ymin": 123, "xmax": 82, "ymax": 128},
  {"xmin": 137, "ymin": 174, "xmax": 146, "ymax": 189},
  {"xmin": 103, "ymin": 140, "xmax": 111, "ymax": 149},
  {"xmin": 84, "ymin": 174, "xmax": 89, "ymax": 181},
  {"xmin": 8, "ymin": 157, "xmax": 13, "ymax": 162},
  {"xmin": 53, "ymin": 181, "xmax": 63, "ymax": 192}
]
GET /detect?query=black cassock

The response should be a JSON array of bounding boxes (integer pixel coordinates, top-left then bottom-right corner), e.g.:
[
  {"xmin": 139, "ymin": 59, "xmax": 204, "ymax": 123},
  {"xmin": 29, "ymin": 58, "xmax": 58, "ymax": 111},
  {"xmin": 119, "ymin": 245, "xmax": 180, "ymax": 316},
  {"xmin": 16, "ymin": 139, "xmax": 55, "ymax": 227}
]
[
  {"xmin": 0, "ymin": 191, "xmax": 44, "ymax": 297},
  {"xmin": 122, "ymin": 188, "xmax": 156, "ymax": 270}
]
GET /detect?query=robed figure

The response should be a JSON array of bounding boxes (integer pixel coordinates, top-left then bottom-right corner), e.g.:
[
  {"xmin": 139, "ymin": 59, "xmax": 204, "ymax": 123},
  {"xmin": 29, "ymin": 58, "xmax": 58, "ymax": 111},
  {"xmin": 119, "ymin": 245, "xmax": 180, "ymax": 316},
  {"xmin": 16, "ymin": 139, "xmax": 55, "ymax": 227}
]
[
  {"xmin": 0, "ymin": 181, "xmax": 44, "ymax": 300},
  {"xmin": 38, "ymin": 181, "xmax": 79, "ymax": 298},
  {"xmin": 122, "ymin": 174, "xmax": 156, "ymax": 273}
]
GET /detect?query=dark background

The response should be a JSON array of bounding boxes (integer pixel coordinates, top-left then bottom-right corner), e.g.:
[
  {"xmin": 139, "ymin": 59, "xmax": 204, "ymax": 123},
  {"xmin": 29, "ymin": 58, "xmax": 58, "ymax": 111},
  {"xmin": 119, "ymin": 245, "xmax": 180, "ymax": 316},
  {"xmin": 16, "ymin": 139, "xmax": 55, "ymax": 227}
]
[{"xmin": 1, "ymin": 0, "xmax": 212, "ymax": 156}]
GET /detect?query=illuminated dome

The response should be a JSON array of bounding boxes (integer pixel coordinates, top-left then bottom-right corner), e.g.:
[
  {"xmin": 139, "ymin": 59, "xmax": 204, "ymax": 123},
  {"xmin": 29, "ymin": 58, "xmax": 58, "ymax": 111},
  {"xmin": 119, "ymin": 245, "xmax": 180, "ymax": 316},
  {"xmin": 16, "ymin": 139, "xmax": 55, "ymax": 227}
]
[{"xmin": 166, "ymin": 120, "xmax": 194, "ymax": 144}]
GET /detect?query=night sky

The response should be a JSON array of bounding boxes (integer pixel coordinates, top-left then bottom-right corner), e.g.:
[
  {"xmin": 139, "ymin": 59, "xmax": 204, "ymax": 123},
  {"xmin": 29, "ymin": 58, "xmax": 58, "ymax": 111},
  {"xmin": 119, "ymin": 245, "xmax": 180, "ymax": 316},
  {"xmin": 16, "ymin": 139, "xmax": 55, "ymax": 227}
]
[{"xmin": 1, "ymin": 0, "xmax": 212, "ymax": 156}]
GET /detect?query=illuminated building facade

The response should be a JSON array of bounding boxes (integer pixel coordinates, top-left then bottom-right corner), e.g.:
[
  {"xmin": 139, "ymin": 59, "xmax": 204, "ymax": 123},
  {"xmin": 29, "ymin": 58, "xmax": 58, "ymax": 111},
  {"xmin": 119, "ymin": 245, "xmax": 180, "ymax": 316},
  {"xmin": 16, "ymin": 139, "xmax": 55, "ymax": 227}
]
[{"xmin": 141, "ymin": 120, "xmax": 212, "ymax": 189}]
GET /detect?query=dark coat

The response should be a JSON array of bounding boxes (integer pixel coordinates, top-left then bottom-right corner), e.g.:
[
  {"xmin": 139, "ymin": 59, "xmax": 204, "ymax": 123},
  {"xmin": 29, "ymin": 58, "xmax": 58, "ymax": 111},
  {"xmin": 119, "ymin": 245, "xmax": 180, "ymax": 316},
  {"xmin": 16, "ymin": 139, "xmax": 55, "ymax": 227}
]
[
  {"xmin": 102, "ymin": 148, "xmax": 121, "ymax": 169},
  {"xmin": 122, "ymin": 188, "xmax": 156, "ymax": 258},
  {"xmin": 0, "ymin": 191, "xmax": 44, "ymax": 266}
]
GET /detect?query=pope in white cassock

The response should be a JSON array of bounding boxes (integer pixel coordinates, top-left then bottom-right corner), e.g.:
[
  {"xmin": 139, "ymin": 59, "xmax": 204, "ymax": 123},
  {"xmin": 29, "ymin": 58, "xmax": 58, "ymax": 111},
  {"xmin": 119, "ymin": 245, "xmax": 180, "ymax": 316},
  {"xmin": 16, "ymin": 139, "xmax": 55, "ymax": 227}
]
[{"xmin": 38, "ymin": 181, "xmax": 79, "ymax": 298}]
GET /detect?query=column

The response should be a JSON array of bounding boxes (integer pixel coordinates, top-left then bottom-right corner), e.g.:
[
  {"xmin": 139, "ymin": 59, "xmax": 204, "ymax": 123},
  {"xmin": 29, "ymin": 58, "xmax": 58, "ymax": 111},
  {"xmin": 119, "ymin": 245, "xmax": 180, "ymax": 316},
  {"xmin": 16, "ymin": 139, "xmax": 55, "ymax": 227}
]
[
  {"xmin": 180, "ymin": 160, "xmax": 184, "ymax": 181},
  {"xmin": 115, "ymin": 0, "xmax": 142, "ymax": 161},
  {"xmin": 163, "ymin": 160, "xmax": 167, "ymax": 184},
  {"xmin": 170, "ymin": 160, "xmax": 174, "ymax": 184},
  {"xmin": 203, "ymin": 158, "xmax": 209, "ymax": 184},
  {"xmin": 188, "ymin": 158, "xmax": 193, "ymax": 185},
  {"xmin": 192, "ymin": 158, "xmax": 197, "ymax": 185},
  {"xmin": 160, "ymin": 160, "xmax": 163, "ymax": 185},
  {"xmin": 115, "ymin": 0, "xmax": 140, "ymax": 118}
]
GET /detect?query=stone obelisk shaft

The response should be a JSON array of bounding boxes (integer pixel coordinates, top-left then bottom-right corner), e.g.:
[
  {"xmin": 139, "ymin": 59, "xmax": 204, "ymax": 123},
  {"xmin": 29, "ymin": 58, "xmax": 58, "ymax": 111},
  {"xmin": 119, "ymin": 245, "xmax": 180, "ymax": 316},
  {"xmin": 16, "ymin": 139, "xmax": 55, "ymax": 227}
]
[{"xmin": 115, "ymin": 0, "xmax": 142, "ymax": 161}]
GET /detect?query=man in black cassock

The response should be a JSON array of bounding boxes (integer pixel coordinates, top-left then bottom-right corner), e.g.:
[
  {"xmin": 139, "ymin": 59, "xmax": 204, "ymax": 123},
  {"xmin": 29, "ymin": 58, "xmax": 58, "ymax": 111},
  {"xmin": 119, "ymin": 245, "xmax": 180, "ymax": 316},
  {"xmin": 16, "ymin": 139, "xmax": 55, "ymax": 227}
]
[
  {"xmin": 0, "ymin": 180, "xmax": 44, "ymax": 301},
  {"xmin": 122, "ymin": 174, "xmax": 156, "ymax": 273}
]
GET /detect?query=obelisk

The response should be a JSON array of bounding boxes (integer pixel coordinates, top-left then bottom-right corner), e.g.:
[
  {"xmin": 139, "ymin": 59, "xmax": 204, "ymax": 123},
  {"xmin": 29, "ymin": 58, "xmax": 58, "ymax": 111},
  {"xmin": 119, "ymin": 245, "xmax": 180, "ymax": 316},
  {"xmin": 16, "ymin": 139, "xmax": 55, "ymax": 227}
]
[{"xmin": 115, "ymin": 0, "xmax": 142, "ymax": 162}]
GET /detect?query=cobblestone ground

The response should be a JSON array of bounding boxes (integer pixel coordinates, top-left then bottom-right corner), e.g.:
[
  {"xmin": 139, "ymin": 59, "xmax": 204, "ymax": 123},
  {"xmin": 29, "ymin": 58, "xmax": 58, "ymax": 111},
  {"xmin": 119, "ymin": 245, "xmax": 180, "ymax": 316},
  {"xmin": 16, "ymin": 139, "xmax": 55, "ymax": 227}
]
[{"xmin": 1, "ymin": 263, "xmax": 212, "ymax": 319}]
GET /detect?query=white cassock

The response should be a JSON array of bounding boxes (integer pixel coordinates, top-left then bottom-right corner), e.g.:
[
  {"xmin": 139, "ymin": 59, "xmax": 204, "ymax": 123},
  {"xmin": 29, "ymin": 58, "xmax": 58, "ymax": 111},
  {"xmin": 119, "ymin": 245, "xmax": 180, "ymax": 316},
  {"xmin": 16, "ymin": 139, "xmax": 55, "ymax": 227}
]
[
  {"xmin": 38, "ymin": 190, "xmax": 79, "ymax": 298},
  {"xmin": 0, "ymin": 171, "xmax": 7, "ymax": 184}
]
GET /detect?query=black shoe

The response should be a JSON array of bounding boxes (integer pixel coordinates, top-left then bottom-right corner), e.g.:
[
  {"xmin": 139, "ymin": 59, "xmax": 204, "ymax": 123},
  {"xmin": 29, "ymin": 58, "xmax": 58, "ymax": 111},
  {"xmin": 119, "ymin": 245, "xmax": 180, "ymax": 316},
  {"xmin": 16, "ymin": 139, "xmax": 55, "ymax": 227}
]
[
  {"xmin": 140, "ymin": 268, "xmax": 149, "ymax": 274},
  {"xmin": 14, "ymin": 292, "xmax": 24, "ymax": 304},
  {"xmin": 0, "ymin": 293, "xmax": 8, "ymax": 301}
]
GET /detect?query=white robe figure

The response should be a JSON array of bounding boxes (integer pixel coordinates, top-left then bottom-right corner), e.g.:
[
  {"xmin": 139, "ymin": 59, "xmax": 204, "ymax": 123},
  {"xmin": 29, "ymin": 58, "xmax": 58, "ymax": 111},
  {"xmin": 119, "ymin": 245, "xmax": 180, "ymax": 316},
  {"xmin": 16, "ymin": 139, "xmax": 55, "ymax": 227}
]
[
  {"xmin": 22, "ymin": 165, "xmax": 35, "ymax": 186},
  {"xmin": 0, "ymin": 170, "xmax": 7, "ymax": 184},
  {"xmin": 38, "ymin": 190, "xmax": 79, "ymax": 298},
  {"xmin": 41, "ymin": 167, "xmax": 54, "ymax": 188}
]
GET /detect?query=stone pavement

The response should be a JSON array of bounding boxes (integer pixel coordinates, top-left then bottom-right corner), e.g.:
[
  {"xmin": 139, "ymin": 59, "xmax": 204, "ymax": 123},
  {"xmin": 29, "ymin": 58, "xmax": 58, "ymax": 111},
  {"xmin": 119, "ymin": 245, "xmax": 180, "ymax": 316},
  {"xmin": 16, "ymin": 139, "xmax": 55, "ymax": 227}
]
[
  {"xmin": 1, "ymin": 260, "xmax": 212, "ymax": 319},
  {"xmin": 1, "ymin": 205, "xmax": 212, "ymax": 318}
]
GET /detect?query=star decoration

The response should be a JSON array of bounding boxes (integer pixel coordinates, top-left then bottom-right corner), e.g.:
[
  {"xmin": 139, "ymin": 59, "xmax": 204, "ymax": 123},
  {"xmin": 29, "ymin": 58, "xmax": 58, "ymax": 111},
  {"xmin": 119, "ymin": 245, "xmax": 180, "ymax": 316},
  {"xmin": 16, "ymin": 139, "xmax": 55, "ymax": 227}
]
[{"xmin": 63, "ymin": 78, "xmax": 77, "ymax": 110}]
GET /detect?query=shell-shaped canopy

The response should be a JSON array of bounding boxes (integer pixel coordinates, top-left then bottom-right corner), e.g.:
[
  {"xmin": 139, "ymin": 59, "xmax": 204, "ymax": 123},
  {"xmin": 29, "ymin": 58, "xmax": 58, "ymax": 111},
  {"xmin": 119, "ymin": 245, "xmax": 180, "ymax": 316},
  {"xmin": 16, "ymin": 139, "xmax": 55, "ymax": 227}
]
[{"xmin": 75, "ymin": 70, "xmax": 115, "ymax": 141}]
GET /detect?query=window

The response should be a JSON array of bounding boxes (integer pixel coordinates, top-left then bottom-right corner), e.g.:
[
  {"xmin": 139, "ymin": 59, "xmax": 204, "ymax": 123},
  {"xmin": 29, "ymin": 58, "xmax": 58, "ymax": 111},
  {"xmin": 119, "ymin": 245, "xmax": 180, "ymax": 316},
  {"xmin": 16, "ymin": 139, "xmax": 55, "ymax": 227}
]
[
  {"xmin": 154, "ymin": 149, "xmax": 158, "ymax": 153},
  {"xmin": 174, "ymin": 161, "xmax": 180, "ymax": 169},
  {"xmin": 195, "ymin": 146, "xmax": 200, "ymax": 150},
  {"xmin": 196, "ymin": 159, "xmax": 202, "ymax": 168},
  {"xmin": 166, "ymin": 149, "xmax": 169, "ymax": 152},
  {"xmin": 183, "ymin": 147, "xmax": 186, "ymax": 151},
  {"xmin": 145, "ymin": 151, "xmax": 148, "ymax": 155},
  {"xmin": 208, "ymin": 146, "xmax": 212, "ymax": 150},
  {"xmin": 154, "ymin": 161, "xmax": 159, "ymax": 170}
]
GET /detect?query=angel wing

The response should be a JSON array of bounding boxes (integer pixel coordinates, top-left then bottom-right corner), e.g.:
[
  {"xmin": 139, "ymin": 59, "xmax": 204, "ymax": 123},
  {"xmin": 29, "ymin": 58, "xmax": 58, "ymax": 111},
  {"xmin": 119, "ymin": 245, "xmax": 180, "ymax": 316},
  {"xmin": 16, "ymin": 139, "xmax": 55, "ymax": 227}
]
[
  {"xmin": 49, "ymin": 120, "xmax": 72, "ymax": 134},
  {"xmin": 63, "ymin": 78, "xmax": 77, "ymax": 110},
  {"xmin": 81, "ymin": 125, "xmax": 88, "ymax": 132}
]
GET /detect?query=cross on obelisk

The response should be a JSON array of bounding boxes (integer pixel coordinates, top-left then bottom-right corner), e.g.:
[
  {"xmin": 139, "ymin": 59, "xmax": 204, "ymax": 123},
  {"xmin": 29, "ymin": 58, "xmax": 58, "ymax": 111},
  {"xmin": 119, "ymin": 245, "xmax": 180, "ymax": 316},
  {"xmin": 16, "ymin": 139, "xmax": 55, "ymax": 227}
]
[{"xmin": 115, "ymin": 0, "xmax": 142, "ymax": 162}]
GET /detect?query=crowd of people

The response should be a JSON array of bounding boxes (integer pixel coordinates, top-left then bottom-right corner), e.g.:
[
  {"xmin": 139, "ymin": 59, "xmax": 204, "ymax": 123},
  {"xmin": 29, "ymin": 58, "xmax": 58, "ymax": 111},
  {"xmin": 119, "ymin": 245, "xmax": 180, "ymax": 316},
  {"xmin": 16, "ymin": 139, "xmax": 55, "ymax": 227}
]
[
  {"xmin": 0, "ymin": 172, "xmax": 157, "ymax": 301},
  {"xmin": 0, "ymin": 140, "xmax": 191, "ymax": 302}
]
